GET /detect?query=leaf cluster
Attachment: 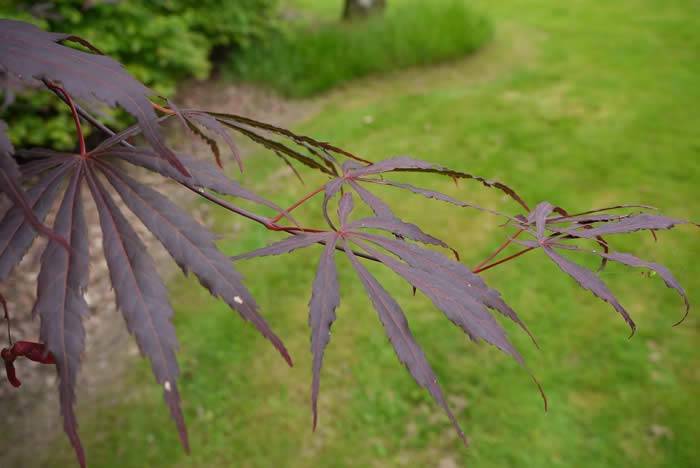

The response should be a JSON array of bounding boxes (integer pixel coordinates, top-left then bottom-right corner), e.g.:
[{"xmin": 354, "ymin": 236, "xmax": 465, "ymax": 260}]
[
  {"xmin": 0, "ymin": 19, "xmax": 696, "ymax": 468},
  {"xmin": 0, "ymin": 0, "xmax": 278, "ymax": 148}
]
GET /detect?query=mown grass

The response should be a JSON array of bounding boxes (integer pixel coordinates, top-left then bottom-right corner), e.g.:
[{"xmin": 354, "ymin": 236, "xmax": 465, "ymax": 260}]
[
  {"xmin": 40, "ymin": 0, "xmax": 700, "ymax": 467},
  {"xmin": 229, "ymin": 0, "xmax": 492, "ymax": 97}
]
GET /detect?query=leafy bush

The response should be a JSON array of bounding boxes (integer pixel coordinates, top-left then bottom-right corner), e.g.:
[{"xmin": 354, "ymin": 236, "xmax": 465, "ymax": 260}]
[
  {"xmin": 230, "ymin": 0, "xmax": 493, "ymax": 97},
  {"xmin": 0, "ymin": 0, "xmax": 278, "ymax": 149}
]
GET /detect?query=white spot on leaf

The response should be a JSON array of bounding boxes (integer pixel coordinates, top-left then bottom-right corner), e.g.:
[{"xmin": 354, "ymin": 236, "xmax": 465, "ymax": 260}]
[
  {"xmin": 164, "ymin": 381, "xmax": 172, "ymax": 392},
  {"xmin": 234, "ymin": 296, "xmax": 243, "ymax": 304}
]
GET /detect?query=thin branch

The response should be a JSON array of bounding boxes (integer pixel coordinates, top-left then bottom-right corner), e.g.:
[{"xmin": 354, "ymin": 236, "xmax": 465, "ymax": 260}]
[
  {"xmin": 270, "ymin": 184, "xmax": 326, "ymax": 224},
  {"xmin": 472, "ymin": 247, "xmax": 535, "ymax": 274},
  {"xmin": 66, "ymin": 101, "xmax": 527, "ymax": 273},
  {"xmin": 43, "ymin": 80, "xmax": 86, "ymax": 156},
  {"xmin": 473, "ymin": 229, "xmax": 524, "ymax": 271},
  {"xmin": 152, "ymin": 101, "xmax": 175, "ymax": 116}
]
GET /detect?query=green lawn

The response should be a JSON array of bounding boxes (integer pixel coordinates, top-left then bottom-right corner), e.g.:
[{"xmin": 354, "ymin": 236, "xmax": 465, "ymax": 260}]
[{"xmin": 44, "ymin": 0, "xmax": 699, "ymax": 467}]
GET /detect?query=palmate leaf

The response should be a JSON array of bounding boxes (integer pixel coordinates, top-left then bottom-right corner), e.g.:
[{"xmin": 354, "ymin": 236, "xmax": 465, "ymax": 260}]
[
  {"xmin": 308, "ymin": 235, "xmax": 340, "ymax": 429},
  {"xmin": 232, "ymin": 231, "xmax": 341, "ymax": 429},
  {"xmin": 93, "ymin": 146, "xmax": 295, "ymax": 223},
  {"xmin": 86, "ymin": 103, "xmax": 346, "ymax": 180},
  {"xmin": 1, "ymin": 139, "xmax": 298, "ymax": 466},
  {"xmin": 231, "ymin": 233, "xmax": 332, "ymax": 261},
  {"xmin": 549, "ymin": 244, "xmax": 690, "ymax": 326},
  {"xmin": 167, "ymin": 103, "xmax": 243, "ymax": 171},
  {"xmin": 342, "ymin": 201, "xmax": 523, "ymax": 359},
  {"xmin": 343, "ymin": 243, "xmax": 467, "ymax": 444},
  {"xmin": 542, "ymin": 246, "xmax": 636, "ymax": 334},
  {"xmin": 0, "ymin": 20, "xmax": 188, "ymax": 176},
  {"xmin": 357, "ymin": 233, "xmax": 537, "ymax": 345},
  {"xmin": 208, "ymin": 110, "xmax": 370, "ymax": 166},
  {"xmin": 97, "ymin": 161, "xmax": 291, "ymax": 365},
  {"xmin": 365, "ymin": 178, "xmax": 490, "ymax": 214},
  {"xmin": 217, "ymin": 119, "xmax": 336, "ymax": 176},
  {"xmin": 544, "ymin": 204, "xmax": 657, "ymax": 225},
  {"xmin": 347, "ymin": 180, "xmax": 395, "ymax": 219},
  {"xmin": 85, "ymin": 168, "xmax": 189, "ymax": 452},
  {"xmin": 346, "ymin": 156, "xmax": 530, "ymax": 211},
  {"xmin": 234, "ymin": 193, "xmax": 545, "ymax": 440},
  {"xmin": 347, "ymin": 216, "xmax": 458, "ymax": 259},
  {"xmin": 561, "ymin": 214, "xmax": 691, "ymax": 238},
  {"xmin": 0, "ymin": 162, "xmax": 73, "ymax": 281},
  {"xmin": 127, "ymin": 108, "xmax": 341, "ymax": 176},
  {"xmin": 512, "ymin": 201, "xmax": 694, "ymax": 334},
  {"xmin": 520, "ymin": 202, "xmax": 690, "ymax": 237},
  {"xmin": 0, "ymin": 122, "xmax": 72, "ymax": 248},
  {"xmin": 3, "ymin": 17, "xmax": 695, "ymax": 465},
  {"xmin": 356, "ymin": 241, "xmax": 524, "ymax": 362},
  {"xmin": 321, "ymin": 156, "xmax": 520, "ymax": 229},
  {"xmin": 34, "ymin": 167, "xmax": 89, "ymax": 468}
]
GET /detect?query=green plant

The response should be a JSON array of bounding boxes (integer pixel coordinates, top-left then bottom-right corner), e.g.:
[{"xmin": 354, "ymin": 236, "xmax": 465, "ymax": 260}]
[
  {"xmin": 230, "ymin": 0, "xmax": 493, "ymax": 97},
  {"xmin": 0, "ymin": 0, "xmax": 278, "ymax": 149}
]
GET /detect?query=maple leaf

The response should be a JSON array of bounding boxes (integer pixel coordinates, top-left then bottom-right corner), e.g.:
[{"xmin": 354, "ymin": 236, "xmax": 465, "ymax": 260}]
[
  {"xmin": 0, "ymin": 19, "xmax": 188, "ymax": 176},
  {"xmin": 0, "ymin": 147, "xmax": 294, "ymax": 466},
  {"xmin": 167, "ymin": 102, "xmax": 243, "ymax": 171},
  {"xmin": 1, "ymin": 19, "xmax": 696, "ymax": 468},
  {"xmin": 94, "ymin": 106, "xmax": 351, "ymax": 178},
  {"xmin": 34, "ymin": 166, "xmax": 89, "ymax": 467},
  {"xmin": 234, "ymin": 193, "xmax": 546, "ymax": 441},
  {"xmin": 320, "ymin": 157, "xmax": 525, "ymax": 228},
  {"xmin": 0, "ymin": 120, "xmax": 70, "ymax": 249},
  {"xmin": 511, "ymin": 202, "xmax": 693, "ymax": 333}
]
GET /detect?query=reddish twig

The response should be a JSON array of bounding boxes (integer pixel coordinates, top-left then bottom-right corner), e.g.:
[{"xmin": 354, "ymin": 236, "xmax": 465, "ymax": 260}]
[
  {"xmin": 72, "ymin": 97, "xmax": 529, "ymax": 275},
  {"xmin": 472, "ymin": 246, "xmax": 535, "ymax": 274},
  {"xmin": 473, "ymin": 229, "xmax": 524, "ymax": 271},
  {"xmin": 43, "ymin": 80, "xmax": 86, "ymax": 156},
  {"xmin": 270, "ymin": 185, "xmax": 326, "ymax": 224}
]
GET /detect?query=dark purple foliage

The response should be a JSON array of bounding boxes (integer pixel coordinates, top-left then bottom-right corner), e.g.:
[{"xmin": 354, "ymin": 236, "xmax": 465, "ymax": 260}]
[
  {"xmin": 0, "ymin": 20, "xmax": 695, "ymax": 468},
  {"xmin": 35, "ymin": 167, "xmax": 89, "ymax": 468},
  {"xmin": 0, "ymin": 19, "xmax": 187, "ymax": 176},
  {"xmin": 308, "ymin": 235, "xmax": 340, "ymax": 430},
  {"xmin": 511, "ymin": 201, "xmax": 695, "ymax": 334},
  {"xmin": 344, "ymin": 245, "xmax": 467, "ymax": 444},
  {"xmin": 235, "ymin": 192, "xmax": 550, "ymax": 439}
]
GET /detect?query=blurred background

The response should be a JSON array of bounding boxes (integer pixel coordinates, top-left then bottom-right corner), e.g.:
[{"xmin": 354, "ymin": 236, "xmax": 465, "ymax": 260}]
[{"xmin": 0, "ymin": 0, "xmax": 698, "ymax": 467}]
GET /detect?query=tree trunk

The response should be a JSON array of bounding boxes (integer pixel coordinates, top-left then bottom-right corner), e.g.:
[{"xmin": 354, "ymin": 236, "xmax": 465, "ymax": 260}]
[{"xmin": 343, "ymin": 0, "xmax": 386, "ymax": 20}]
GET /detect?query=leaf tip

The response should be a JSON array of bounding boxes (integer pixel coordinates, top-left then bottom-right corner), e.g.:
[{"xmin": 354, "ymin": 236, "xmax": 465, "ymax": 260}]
[
  {"xmin": 532, "ymin": 375, "xmax": 548, "ymax": 413},
  {"xmin": 286, "ymin": 353, "xmax": 294, "ymax": 368},
  {"xmin": 671, "ymin": 305, "xmax": 690, "ymax": 327}
]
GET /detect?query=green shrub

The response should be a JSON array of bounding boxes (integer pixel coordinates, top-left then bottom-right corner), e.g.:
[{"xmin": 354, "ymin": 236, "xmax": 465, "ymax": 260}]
[
  {"xmin": 229, "ymin": 0, "xmax": 493, "ymax": 97},
  {"xmin": 0, "ymin": 0, "xmax": 278, "ymax": 149}
]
